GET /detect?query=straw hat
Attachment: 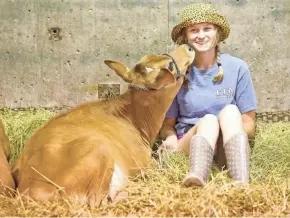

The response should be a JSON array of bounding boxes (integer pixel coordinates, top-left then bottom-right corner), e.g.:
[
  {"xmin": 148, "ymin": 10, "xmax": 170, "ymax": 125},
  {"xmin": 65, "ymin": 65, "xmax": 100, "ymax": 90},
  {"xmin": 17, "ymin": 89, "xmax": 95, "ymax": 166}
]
[{"xmin": 171, "ymin": 3, "xmax": 230, "ymax": 43}]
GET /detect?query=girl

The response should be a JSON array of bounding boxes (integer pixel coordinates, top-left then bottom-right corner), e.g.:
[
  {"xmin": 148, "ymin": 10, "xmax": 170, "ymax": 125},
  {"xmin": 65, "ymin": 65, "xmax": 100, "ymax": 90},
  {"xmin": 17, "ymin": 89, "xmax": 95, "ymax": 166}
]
[{"xmin": 160, "ymin": 3, "xmax": 257, "ymax": 187}]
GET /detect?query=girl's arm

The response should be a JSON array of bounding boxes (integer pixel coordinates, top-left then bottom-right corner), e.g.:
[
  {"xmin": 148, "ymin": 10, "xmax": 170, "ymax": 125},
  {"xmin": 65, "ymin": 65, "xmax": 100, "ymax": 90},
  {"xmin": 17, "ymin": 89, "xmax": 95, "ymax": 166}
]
[
  {"xmin": 159, "ymin": 118, "xmax": 179, "ymax": 151},
  {"xmin": 242, "ymin": 110, "xmax": 256, "ymax": 138},
  {"xmin": 160, "ymin": 117, "xmax": 177, "ymax": 139}
]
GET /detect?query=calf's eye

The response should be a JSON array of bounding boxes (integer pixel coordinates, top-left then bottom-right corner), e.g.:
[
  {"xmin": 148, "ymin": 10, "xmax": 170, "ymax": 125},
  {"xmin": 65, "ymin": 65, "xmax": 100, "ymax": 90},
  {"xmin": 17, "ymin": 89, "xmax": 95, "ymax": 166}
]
[{"xmin": 169, "ymin": 62, "xmax": 174, "ymax": 71}]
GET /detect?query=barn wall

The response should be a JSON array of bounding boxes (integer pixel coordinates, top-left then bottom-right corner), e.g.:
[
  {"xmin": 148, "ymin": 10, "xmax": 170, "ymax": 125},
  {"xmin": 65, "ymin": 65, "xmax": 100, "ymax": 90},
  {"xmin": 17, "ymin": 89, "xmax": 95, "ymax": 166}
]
[{"xmin": 0, "ymin": 0, "xmax": 289, "ymax": 112}]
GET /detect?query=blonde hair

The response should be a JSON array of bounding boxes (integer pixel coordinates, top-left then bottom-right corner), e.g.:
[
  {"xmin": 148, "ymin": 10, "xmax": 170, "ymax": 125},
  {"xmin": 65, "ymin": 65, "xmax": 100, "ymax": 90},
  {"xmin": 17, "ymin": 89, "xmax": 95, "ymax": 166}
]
[
  {"xmin": 176, "ymin": 25, "xmax": 224, "ymax": 84},
  {"xmin": 213, "ymin": 27, "xmax": 223, "ymax": 82}
]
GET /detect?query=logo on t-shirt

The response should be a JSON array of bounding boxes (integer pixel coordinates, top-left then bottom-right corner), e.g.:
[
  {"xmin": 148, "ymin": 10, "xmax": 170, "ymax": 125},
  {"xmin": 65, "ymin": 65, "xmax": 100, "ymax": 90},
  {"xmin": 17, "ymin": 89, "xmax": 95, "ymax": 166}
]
[{"xmin": 216, "ymin": 88, "xmax": 235, "ymax": 98}]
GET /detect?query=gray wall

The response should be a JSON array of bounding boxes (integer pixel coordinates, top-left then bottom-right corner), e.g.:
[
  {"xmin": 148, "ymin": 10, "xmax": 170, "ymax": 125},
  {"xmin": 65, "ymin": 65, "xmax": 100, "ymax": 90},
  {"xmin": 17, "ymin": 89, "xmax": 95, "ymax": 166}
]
[{"xmin": 0, "ymin": 0, "xmax": 289, "ymax": 112}]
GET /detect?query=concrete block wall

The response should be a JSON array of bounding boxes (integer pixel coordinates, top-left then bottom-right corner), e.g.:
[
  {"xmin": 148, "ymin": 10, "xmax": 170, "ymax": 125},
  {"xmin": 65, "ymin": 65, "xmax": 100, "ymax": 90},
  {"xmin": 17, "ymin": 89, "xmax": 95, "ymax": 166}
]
[{"xmin": 0, "ymin": 0, "xmax": 289, "ymax": 112}]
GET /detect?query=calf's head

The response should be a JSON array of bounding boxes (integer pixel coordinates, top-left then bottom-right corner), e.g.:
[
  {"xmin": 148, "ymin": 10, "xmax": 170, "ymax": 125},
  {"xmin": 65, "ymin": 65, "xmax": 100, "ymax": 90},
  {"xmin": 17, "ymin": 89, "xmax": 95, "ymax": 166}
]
[{"xmin": 104, "ymin": 44, "xmax": 195, "ymax": 89}]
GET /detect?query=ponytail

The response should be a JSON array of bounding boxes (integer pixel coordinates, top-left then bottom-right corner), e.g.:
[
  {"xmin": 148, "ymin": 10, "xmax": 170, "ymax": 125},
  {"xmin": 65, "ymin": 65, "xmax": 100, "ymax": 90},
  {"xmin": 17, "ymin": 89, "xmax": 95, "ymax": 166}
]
[{"xmin": 213, "ymin": 43, "xmax": 224, "ymax": 82}]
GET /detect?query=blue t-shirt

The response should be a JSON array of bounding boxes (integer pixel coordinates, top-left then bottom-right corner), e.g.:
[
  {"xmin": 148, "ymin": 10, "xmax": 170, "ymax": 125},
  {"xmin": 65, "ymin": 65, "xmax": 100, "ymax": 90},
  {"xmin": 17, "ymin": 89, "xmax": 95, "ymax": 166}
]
[{"xmin": 166, "ymin": 53, "xmax": 257, "ymax": 136}]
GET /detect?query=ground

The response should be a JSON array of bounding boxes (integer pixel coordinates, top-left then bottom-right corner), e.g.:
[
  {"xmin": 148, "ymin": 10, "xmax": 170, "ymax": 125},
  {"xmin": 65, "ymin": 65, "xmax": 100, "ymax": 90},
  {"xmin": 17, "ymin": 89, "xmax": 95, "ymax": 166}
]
[{"xmin": 0, "ymin": 109, "xmax": 289, "ymax": 216}]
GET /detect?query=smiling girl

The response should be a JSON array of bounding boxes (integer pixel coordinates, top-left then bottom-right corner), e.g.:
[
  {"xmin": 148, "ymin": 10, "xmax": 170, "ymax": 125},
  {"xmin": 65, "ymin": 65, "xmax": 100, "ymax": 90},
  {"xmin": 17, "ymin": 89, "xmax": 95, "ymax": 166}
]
[{"xmin": 160, "ymin": 3, "xmax": 257, "ymax": 187}]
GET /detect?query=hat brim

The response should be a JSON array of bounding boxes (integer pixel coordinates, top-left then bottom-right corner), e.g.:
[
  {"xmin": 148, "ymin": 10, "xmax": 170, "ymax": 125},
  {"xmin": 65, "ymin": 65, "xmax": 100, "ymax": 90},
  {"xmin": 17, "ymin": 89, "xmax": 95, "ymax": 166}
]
[{"xmin": 171, "ymin": 15, "xmax": 230, "ymax": 44}]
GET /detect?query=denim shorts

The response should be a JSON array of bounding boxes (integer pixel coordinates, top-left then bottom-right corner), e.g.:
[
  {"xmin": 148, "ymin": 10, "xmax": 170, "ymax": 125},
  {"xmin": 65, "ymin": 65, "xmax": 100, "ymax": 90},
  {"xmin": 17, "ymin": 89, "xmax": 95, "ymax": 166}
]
[{"xmin": 177, "ymin": 124, "xmax": 195, "ymax": 140}]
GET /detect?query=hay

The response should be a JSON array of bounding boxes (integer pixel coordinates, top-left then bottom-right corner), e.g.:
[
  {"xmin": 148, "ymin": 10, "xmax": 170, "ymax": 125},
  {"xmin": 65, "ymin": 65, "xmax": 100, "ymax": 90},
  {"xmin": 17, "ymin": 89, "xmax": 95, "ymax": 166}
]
[
  {"xmin": 0, "ymin": 108, "xmax": 54, "ymax": 164},
  {"xmin": 0, "ymin": 109, "xmax": 290, "ymax": 216}
]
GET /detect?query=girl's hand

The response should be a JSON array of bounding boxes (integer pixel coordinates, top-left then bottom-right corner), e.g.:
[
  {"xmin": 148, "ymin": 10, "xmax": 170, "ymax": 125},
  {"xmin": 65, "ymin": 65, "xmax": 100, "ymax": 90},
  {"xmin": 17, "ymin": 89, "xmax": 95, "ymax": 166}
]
[{"xmin": 158, "ymin": 135, "xmax": 179, "ymax": 153}]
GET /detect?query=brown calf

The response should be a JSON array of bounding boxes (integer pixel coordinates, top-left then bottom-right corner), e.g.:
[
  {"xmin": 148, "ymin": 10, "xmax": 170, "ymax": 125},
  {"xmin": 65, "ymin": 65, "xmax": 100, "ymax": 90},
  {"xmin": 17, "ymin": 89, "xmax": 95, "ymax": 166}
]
[
  {"xmin": 12, "ymin": 44, "xmax": 195, "ymax": 206},
  {"xmin": 0, "ymin": 119, "xmax": 15, "ymax": 195}
]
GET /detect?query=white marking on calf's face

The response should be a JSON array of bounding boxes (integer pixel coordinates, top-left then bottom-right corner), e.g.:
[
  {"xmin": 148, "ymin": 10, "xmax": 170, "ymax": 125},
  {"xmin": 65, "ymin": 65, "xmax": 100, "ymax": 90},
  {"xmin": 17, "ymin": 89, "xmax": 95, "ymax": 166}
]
[{"xmin": 145, "ymin": 67, "xmax": 154, "ymax": 73}]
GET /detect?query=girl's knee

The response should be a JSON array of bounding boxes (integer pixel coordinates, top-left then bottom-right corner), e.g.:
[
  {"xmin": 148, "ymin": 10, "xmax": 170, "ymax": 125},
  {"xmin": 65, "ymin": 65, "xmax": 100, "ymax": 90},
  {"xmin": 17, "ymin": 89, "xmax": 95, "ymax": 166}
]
[
  {"xmin": 202, "ymin": 114, "xmax": 219, "ymax": 124},
  {"xmin": 221, "ymin": 104, "xmax": 239, "ymax": 113},
  {"xmin": 198, "ymin": 114, "xmax": 220, "ymax": 133},
  {"xmin": 219, "ymin": 104, "xmax": 241, "ymax": 120}
]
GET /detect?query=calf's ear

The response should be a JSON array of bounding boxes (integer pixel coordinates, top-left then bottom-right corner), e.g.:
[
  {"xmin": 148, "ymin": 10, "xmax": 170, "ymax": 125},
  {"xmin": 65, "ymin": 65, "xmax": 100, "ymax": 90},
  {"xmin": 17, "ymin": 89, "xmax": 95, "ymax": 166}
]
[
  {"xmin": 104, "ymin": 60, "xmax": 135, "ymax": 83},
  {"xmin": 155, "ymin": 68, "xmax": 175, "ymax": 88}
]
